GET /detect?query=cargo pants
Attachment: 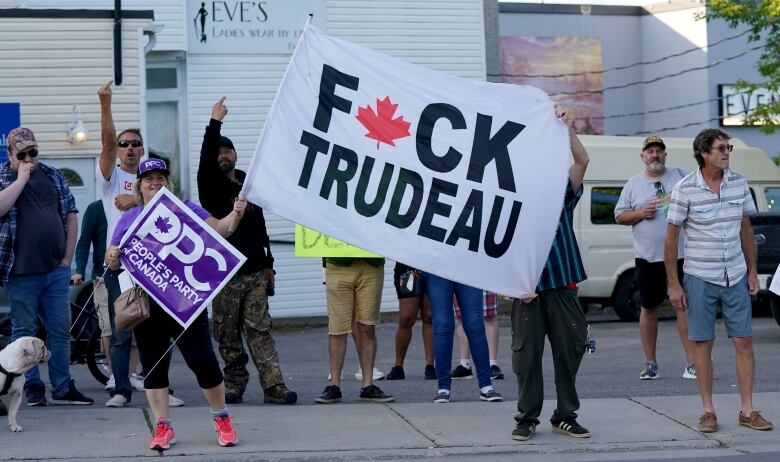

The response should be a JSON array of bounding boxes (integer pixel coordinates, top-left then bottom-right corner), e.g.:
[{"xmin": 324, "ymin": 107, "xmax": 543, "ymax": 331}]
[
  {"xmin": 511, "ymin": 288, "xmax": 588, "ymax": 425},
  {"xmin": 212, "ymin": 270, "xmax": 285, "ymax": 395}
]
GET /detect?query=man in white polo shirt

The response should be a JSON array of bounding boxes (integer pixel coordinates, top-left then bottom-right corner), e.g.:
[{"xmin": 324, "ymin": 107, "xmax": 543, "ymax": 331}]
[{"xmin": 665, "ymin": 128, "xmax": 772, "ymax": 434}]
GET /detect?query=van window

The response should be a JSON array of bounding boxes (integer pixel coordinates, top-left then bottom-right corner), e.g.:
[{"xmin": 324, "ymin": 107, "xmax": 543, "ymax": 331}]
[
  {"xmin": 591, "ymin": 187, "xmax": 622, "ymax": 225},
  {"xmin": 765, "ymin": 187, "xmax": 780, "ymax": 211}
]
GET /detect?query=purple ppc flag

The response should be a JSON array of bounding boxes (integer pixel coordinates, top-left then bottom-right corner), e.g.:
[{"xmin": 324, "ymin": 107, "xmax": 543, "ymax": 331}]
[{"xmin": 118, "ymin": 188, "xmax": 246, "ymax": 329}]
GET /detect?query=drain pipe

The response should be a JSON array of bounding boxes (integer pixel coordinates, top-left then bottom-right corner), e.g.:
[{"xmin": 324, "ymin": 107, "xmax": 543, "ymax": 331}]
[{"xmin": 114, "ymin": 0, "xmax": 122, "ymax": 86}]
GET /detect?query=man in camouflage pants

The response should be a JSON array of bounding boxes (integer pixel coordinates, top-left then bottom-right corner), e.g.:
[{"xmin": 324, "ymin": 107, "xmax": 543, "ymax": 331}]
[{"xmin": 198, "ymin": 97, "xmax": 297, "ymax": 405}]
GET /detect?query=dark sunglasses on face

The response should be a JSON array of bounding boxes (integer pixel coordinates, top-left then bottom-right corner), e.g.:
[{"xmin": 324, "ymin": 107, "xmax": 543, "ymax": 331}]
[
  {"xmin": 118, "ymin": 139, "xmax": 143, "ymax": 148},
  {"xmin": 714, "ymin": 144, "xmax": 734, "ymax": 154},
  {"xmin": 15, "ymin": 149, "xmax": 38, "ymax": 161}
]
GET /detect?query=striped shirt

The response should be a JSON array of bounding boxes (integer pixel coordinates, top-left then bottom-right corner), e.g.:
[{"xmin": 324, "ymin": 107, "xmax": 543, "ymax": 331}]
[
  {"xmin": 667, "ymin": 168, "xmax": 756, "ymax": 286},
  {"xmin": 537, "ymin": 181, "xmax": 587, "ymax": 291}
]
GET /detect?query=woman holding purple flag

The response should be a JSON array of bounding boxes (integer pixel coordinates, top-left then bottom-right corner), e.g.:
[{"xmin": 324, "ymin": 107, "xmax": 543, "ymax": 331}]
[{"xmin": 105, "ymin": 158, "xmax": 246, "ymax": 452}]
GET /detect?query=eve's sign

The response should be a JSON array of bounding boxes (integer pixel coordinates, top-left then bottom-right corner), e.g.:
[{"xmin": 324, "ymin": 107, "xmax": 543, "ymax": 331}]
[
  {"xmin": 719, "ymin": 84, "xmax": 780, "ymax": 126},
  {"xmin": 187, "ymin": 0, "xmax": 325, "ymax": 54}
]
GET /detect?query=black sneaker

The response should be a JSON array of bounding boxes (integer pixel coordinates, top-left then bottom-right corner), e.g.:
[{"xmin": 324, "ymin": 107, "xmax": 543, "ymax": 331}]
[
  {"xmin": 25, "ymin": 383, "xmax": 48, "ymax": 407},
  {"xmin": 424, "ymin": 364, "xmax": 437, "ymax": 380},
  {"xmin": 491, "ymin": 365, "xmax": 505, "ymax": 380},
  {"xmin": 512, "ymin": 421, "xmax": 536, "ymax": 441},
  {"xmin": 225, "ymin": 390, "xmax": 243, "ymax": 404},
  {"xmin": 386, "ymin": 365, "xmax": 405, "ymax": 380},
  {"xmin": 0, "ymin": 400, "xmax": 7, "ymax": 416},
  {"xmin": 433, "ymin": 391, "xmax": 450, "ymax": 403},
  {"xmin": 480, "ymin": 389, "xmax": 503, "ymax": 402},
  {"xmin": 358, "ymin": 384, "xmax": 395, "ymax": 403},
  {"xmin": 551, "ymin": 419, "xmax": 591, "ymax": 438},
  {"xmin": 264, "ymin": 385, "xmax": 297, "ymax": 404},
  {"xmin": 451, "ymin": 365, "xmax": 473, "ymax": 380},
  {"xmin": 315, "ymin": 385, "xmax": 343, "ymax": 404},
  {"xmin": 50, "ymin": 380, "xmax": 94, "ymax": 405}
]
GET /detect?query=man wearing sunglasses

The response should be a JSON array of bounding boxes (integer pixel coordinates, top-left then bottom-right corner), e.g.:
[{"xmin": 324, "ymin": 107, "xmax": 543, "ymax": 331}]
[
  {"xmin": 615, "ymin": 135, "xmax": 696, "ymax": 382},
  {"xmin": 0, "ymin": 127, "xmax": 93, "ymax": 406},
  {"xmin": 97, "ymin": 81, "xmax": 184, "ymax": 409},
  {"xmin": 666, "ymin": 128, "xmax": 772, "ymax": 434}
]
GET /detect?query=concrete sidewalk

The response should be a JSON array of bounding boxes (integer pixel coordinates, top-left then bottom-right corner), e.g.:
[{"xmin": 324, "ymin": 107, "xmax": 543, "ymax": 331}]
[{"xmin": 3, "ymin": 392, "xmax": 779, "ymax": 461}]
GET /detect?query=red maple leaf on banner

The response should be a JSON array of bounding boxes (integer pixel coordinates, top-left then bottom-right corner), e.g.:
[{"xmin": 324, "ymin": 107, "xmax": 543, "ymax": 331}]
[{"xmin": 355, "ymin": 96, "xmax": 411, "ymax": 149}]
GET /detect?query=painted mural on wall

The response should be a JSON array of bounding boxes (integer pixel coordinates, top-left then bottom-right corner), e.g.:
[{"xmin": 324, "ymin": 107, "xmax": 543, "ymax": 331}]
[{"xmin": 500, "ymin": 36, "xmax": 604, "ymax": 135}]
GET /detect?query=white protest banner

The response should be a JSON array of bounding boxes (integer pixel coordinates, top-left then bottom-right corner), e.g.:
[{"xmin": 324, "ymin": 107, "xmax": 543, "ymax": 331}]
[
  {"xmin": 118, "ymin": 188, "xmax": 246, "ymax": 329},
  {"xmin": 242, "ymin": 23, "xmax": 570, "ymax": 297}
]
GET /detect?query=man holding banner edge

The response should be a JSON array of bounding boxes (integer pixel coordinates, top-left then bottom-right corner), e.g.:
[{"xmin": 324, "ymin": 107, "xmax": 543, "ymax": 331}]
[
  {"xmin": 511, "ymin": 106, "xmax": 592, "ymax": 442},
  {"xmin": 197, "ymin": 97, "xmax": 297, "ymax": 406}
]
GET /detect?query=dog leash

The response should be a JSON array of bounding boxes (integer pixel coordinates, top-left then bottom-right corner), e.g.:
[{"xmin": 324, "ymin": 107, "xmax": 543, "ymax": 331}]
[{"xmin": 70, "ymin": 266, "xmax": 110, "ymax": 332}]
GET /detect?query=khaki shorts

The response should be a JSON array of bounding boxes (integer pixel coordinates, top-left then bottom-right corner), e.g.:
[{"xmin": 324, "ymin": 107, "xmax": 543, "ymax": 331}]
[
  {"xmin": 93, "ymin": 278, "xmax": 111, "ymax": 337},
  {"xmin": 325, "ymin": 261, "xmax": 383, "ymax": 335}
]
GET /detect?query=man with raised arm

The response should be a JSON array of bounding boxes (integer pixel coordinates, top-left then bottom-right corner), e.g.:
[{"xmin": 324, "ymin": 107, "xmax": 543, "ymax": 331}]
[
  {"xmin": 197, "ymin": 97, "xmax": 297, "ymax": 405},
  {"xmin": 98, "ymin": 81, "xmax": 183, "ymax": 408},
  {"xmin": 511, "ymin": 105, "xmax": 590, "ymax": 442}
]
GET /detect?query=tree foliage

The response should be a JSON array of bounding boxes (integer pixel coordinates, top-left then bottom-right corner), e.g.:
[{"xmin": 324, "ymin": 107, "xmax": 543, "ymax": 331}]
[{"xmin": 704, "ymin": 1, "xmax": 780, "ymax": 133}]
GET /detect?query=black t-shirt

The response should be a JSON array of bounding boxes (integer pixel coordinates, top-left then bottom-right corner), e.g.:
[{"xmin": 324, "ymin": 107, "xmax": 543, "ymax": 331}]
[
  {"xmin": 12, "ymin": 169, "xmax": 65, "ymax": 275},
  {"xmin": 197, "ymin": 118, "xmax": 273, "ymax": 274}
]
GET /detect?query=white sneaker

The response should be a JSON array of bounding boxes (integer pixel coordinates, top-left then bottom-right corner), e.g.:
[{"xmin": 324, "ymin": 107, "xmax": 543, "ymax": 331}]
[
  {"xmin": 130, "ymin": 373, "xmax": 145, "ymax": 392},
  {"xmin": 355, "ymin": 367, "xmax": 385, "ymax": 381},
  {"xmin": 105, "ymin": 394, "xmax": 129, "ymax": 408},
  {"xmin": 683, "ymin": 362, "xmax": 697, "ymax": 380},
  {"xmin": 168, "ymin": 394, "xmax": 185, "ymax": 407},
  {"xmin": 105, "ymin": 374, "xmax": 115, "ymax": 391}
]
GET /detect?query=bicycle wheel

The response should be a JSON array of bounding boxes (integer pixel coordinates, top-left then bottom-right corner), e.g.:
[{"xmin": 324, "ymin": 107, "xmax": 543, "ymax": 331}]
[{"xmin": 86, "ymin": 327, "xmax": 110, "ymax": 385}]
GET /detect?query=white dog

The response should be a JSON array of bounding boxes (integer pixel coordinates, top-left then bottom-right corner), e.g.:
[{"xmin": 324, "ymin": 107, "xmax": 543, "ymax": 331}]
[{"xmin": 0, "ymin": 336, "xmax": 50, "ymax": 432}]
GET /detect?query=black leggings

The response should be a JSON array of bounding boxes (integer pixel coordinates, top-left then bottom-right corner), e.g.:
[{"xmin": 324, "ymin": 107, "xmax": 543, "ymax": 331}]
[{"xmin": 134, "ymin": 303, "xmax": 223, "ymax": 390}]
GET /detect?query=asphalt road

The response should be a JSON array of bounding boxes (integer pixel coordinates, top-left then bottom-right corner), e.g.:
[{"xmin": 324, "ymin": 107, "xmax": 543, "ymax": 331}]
[{"xmin": 63, "ymin": 309, "xmax": 780, "ymax": 408}]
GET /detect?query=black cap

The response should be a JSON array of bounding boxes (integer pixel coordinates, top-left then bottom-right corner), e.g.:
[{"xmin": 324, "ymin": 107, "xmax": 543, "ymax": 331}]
[{"xmin": 220, "ymin": 136, "xmax": 235, "ymax": 151}]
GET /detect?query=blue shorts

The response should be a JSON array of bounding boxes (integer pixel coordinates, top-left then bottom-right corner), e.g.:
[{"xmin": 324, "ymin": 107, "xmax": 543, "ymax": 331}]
[{"xmin": 683, "ymin": 273, "xmax": 752, "ymax": 341}]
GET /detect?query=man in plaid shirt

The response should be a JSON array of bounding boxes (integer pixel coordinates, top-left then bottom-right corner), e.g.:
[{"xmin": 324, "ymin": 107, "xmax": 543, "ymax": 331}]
[{"xmin": 0, "ymin": 127, "xmax": 93, "ymax": 406}]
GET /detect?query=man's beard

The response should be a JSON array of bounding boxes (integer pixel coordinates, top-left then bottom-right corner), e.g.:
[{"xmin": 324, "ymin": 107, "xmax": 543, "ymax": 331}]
[
  {"xmin": 219, "ymin": 161, "xmax": 234, "ymax": 173},
  {"xmin": 647, "ymin": 161, "xmax": 665, "ymax": 174}
]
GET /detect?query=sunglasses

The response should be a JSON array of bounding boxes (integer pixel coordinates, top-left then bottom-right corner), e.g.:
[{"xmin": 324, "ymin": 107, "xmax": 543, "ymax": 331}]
[
  {"xmin": 713, "ymin": 144, "xmax": 734, "ymax": 154},
  {"xmin": 15, "ymin": 149, "xmax": 38, "ymax": 161},
  {"xmin": 118, "ymin": 139, "xmax": 143, "ymax": 148},
  {"xmin": 654, "ymin": 181, "xmax": 666, "ymax": 198}
]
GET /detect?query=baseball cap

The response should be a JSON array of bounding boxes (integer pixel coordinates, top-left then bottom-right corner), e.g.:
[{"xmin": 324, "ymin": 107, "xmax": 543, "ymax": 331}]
[
  {"xmin": 219, "ymin": 136, "xmax": 235, "ymax": 151},
  {"xmin": 137, "ymin": 158, "xmax": 170, "ymax": 178},
  {"xmin": 642, "ymin": 135, "xmax": 666, "ymax": 151},
  {"xmin": 7, "ymin": 127, "xmax": 38, "ymax": 153}
]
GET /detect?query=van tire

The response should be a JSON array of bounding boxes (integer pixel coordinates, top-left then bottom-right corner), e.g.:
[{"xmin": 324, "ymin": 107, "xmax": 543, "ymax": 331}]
[
  {"xmin": 613, "ymin": 271, "xmax": 641, "ymax": 322},
  {"xmin": 771, "ymin": 296, "xmax": 780, "ymax": 327}
]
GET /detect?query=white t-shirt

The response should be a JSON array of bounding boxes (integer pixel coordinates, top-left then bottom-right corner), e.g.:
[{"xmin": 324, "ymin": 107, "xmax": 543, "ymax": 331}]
[
  {"xmin": 97, "ymin": 162, "xmax": 137, "ymax": 248},
  {"xmin": 614, "ymin": 167, "xmax": 687, "ymax": 263}
]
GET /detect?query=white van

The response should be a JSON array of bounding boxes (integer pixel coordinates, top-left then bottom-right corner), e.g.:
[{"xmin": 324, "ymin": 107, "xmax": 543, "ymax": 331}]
[{"xmin": 574, "ymin": 135, "xmax": 780, "ymax": 321}]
